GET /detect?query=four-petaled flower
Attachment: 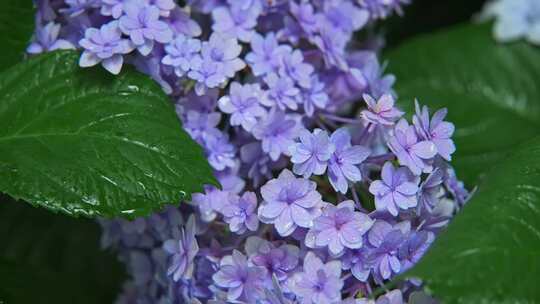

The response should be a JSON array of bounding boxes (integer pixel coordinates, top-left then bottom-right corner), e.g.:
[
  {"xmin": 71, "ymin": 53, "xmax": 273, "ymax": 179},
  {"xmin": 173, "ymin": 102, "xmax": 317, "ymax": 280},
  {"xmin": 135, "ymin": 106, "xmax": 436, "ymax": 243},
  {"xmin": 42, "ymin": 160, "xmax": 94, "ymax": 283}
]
[
  {"xmin": 388, "ymin": 119, "xmax": 437, "ymax": 175},
  {"xmin": 328, "ymin": 128, "xmax": 370, "ymax": 194},
  {"xmin": 161, "ymin": 34, "xmax": 202, "ymax": 77},
  {"xmin": 365, "ymin": 220, "xmax": 410, "ymax": 282},
  {"xmin": 221, "ymin": 191, "xmax": 259, "ymax": 234},
  {"xmin": 79, "ymin": 21, "xmax": 135, "ymax": 74},
  {"xmin": 218, "ymin": 82, "xmax": 267, "ymax": 131},
  {"xmin": 246, "ymin": 33, "xmax": 291, "ymax": 76},
  {"xmin": 305, "ymin": 201, "xmax": 374, "ymax": 256},
  {"xmin": 361, "ymin": 94, "xmax": 403, "ymax": 128},
  {"xmin": 252, "ymin": 109, "xmax": 303, "ymax": 161},
  {"xmin": 258, "ymin": 169, "xmax": 323, "ymax": 236},
  {"xmin": 201, "ymin": 32, "xmax": 245, "ymax": 78},
  {"xmin": 263, "ymin": 73, "xmax": 301, "ymax": 111},
  {"xmin": 369, "ymin": 162, "xmax": 420, "ymax": 216},
  {"xmin": 119, "ymin": 0, "xmax": 173, "ymax": 55},
  {"xmin": 413, "ymin": 100, "xmax": 456, "ymax": 161},
  {"xmin": 211, "ymin": 0, "xmax": 262, "ymax": 42},
  {"xmin": 290, "ymin": 129, "xmax": 335, "ymax": 178},
  {"xmin": 291, "ymin": 252, "xmax": 343, "ymax": 304},
  {"xmin": 245, "ymin": 236, "xmax": 300, "ymax": 283},
  {"xmin": 212, "ymin": 250, "xmax": 268, "ymax": 302}
]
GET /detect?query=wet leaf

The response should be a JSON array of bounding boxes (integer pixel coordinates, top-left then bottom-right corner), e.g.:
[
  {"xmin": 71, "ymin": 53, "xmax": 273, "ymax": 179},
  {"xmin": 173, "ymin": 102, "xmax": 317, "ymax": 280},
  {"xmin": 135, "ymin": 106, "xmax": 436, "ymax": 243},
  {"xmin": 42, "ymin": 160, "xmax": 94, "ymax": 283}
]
[
  {"xmin": 385, "ymin": 23, "xmax": 540, "ymax": 185},
  {"xmin": 399, "ymin": 136, "xmax": 540, "ymax": 303},
  {"xmin": 0, "ymin": 50, "xmax": 217, "ymax": 218},
  {"xmin": 387, "ymin": 23, "xmax": 540, "ymax": 303}
]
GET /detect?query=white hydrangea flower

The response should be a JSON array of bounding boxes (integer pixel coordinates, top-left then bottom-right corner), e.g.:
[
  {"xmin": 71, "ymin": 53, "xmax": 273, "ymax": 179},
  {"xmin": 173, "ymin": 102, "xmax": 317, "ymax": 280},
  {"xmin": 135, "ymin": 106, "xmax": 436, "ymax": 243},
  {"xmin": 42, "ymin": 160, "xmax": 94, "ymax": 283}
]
[{"xmin": 479, "ymin": 0, "xmax": 540, "ymax": 45}]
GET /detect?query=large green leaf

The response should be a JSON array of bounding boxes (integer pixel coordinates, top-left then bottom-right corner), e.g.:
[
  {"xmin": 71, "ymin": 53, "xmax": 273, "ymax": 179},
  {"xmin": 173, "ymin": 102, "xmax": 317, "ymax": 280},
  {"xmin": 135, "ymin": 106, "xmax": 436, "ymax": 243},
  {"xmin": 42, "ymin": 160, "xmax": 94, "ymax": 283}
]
[
  {"xmin": 0, "ymin": 195, "xmax": 125, "ymax": 303},
  {"xmin": 385, "ymin": 23, "xmax": 540, "ymax": 185},
  {"xmin": 0, "ymin": 50, "xmax": 217, "ymax": 218},
  {"xmin": 399, "ymin": 136, "xmax": 540, "ymax": 303},
  {"xmin": 0, "ymin": 0, "xmax": 34, "ymax": 70}
]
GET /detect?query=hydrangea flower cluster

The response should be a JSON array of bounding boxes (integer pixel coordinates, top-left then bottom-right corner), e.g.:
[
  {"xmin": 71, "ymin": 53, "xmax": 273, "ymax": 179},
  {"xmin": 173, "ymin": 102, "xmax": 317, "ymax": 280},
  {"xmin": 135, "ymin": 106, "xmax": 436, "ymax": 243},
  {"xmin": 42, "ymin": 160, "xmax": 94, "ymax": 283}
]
[{"xmin": 30, "ymin": 0, "xmax": 470, "ymax": 303}]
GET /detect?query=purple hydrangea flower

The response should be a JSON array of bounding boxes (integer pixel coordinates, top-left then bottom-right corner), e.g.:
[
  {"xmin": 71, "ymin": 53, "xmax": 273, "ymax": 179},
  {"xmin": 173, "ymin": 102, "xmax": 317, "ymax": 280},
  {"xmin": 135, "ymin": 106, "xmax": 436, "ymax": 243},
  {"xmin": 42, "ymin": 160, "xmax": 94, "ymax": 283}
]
[
  {"xmin": 413, "ymin": 101, "xmax": 456, "ymax": 161},
  {"xmin": 202, "ymin": 131, "xmax": 236, "ymax": 171},
  {"xmin": 262, "ymin": 73, "xmax": 301, "ymax": 111},
  {"xmin": 361, "ymin": 94, "xmax": 403, "ymax": 128},
  {"xmin": 417, "ymin": 169, "xmax": 444, "ymax": 214},
  {"xmin": 188, "ymin": 57, "xmax": 227, "ymax": 95},
  {"xmin": 27, "ymin": 22, "xmax": 76, "ymax": 54},
  {"xmin": 60, "ymin": 0, "xmax": 98, "ymax": 17},
  {"xmin": 252, "ymin": 109, "xmax": 303, "ymax": 161},
  {"xmin": 320, "ymin": 49, "xmax": 395, "ymax": 104},
  {"xmin": 79, "ymin": 21, "xmax": 135, "ymax": 75},
  {"xmin": 376, "ymin": 290, "xmax": 405, "ymax": 304},
  {"xmin": 211, "ymin": 0, "xmax": 262, "ymax": 42},
  {"xmin": 183, "ymin": 110, "xmax": 221, "ymax": 141},
  {"xmin": 302, "ymin": 76, "xmax": 329, "ymax": 117},
  {"xmin": 349, "ymin": 290, "xmax": 405, "ymax": 304},
  {"xmin": 444, "ymin": 165, "xmax": 470, "ymax": 205},
  {"xmin": 369, "ymin": 162, "xmax": 420, "ymax": 216},
  {"xmin": 279, "ymin": 49, "xmax": 314, "ymax": 89},
  {"xmin": 359, "ymin": 0, "xmax": 410, "ymax": 19},
  {"xmin": 146, "ymin": 0, "xmax": 176, "ymax": 17},
  {"xmin": 290, "ymin": 252, "xmax": 343, "ymax": 304},
  {"xmin": 320, "ymin": 0, "xmax": 369, "ymax": 34},
  {"xmin": 388, "ymin": 119, "xmax": 437, "ymax": 175},
  {"xmin": 240, "ymin": 142, "xmax": 274, "ymax": 188},
  {"xmin": 258, "ymin": 169, "xmax": 323, "ymax": 236},
  {"xmin": 192, "ymin": 186, "xmax": 229, "ymax": 223},
  {"xmin": 311, "ymin": 24, "xmax": 349, "ymax": 70},
  {"xmin": 398, "ymin": 231, "xmax": 434, "ymax": 272},
  {"xmin": 201, "ymin": 32, "xmax": 245, "ymax": 78},
  {"xmin": 168, "ymin": 7, "xmax": 202, "ymax": 37},
  {"xmin": 163, "ymin": 215, "xmax": 199, "ymax": 281},
  {"xmin": 264, "ymin": 274, "xmax": 294, "ymax": 304},
  {"xmin": 245, "ymin": 32, "xmax": 292, "ymax": 76},
  {"xmin": 119, "ymin": 1, "xmax": 173, "ymax": 55},
  {"xmin": 305, "ymin": 201, "xmax": 374, "ymax": 256},
  {"xmin": 101, "ymin": 0, "xmax": 124, "ymax": 19},
  {"xmin": 162, "ymin": 34, "xmax": 202, "ymax": 77},
  {"xmin": 289, "ymin": 129, "xmax": 335, "ymax": 178},
  {"xmin": 221, "ymin": 191, "xmax": 259, "ymax": 234},
  {"xmin": 342, "ymin": 247, "xmax": 371, "ymax": 282},
  {"xmin": 328, "ymin": 128, "xmax": 371, "ymax": 194},
  {"xmin": 245, "ymin": 236, "xmax": 300, "ymax": 282},
  {"xmin": 218, "ymin": 82, "xmax": 267, "ymax": 131},
  {"xmin": 365, "ymin": 220, "xmax": 410, "ymax": 281},
  {"xmin": 289, "ymin": 1, "xmax": 318, "ymax": 35},
  {"xmin": 212, "ymin": 250, "xmax": 268, "ymax": 302}
]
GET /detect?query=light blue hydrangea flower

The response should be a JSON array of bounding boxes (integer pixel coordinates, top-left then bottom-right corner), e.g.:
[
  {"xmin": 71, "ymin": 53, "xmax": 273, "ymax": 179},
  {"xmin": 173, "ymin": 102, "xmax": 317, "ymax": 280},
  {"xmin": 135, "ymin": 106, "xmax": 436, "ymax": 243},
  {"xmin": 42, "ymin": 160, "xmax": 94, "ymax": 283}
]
[
  {"xmin": 119, "ymin": 0, "xmax": 173, "ymax": 55},
  {"xmin": 481, "ymin": 0, "xmax": 540, "ymax": 45},
  {"xmin": 79, "ymin": 21, "xmax": 135, "ymax": 74}
]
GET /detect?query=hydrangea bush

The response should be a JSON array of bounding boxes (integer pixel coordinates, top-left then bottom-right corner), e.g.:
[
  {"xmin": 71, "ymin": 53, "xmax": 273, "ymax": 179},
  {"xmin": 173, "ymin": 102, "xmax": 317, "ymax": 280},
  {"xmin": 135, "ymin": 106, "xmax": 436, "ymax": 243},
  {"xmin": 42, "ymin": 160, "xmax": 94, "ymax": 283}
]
[{"xmin": 26, "ymin": 0, "xmax": 473, "ymax": 303}]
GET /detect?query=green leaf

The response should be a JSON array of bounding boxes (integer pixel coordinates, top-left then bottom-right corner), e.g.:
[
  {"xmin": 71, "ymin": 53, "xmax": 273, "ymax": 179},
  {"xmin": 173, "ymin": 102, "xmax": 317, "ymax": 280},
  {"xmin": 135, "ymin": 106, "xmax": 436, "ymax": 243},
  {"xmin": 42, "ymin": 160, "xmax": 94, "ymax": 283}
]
[
  {"xmin": 0, "ymin": 50, "xmax": 217, "ymax": 218},
  {"xmin": 386, "ymin": 23, "xmax": 540, "ymax": 303},
  {"xmin": 399, "ymin": 136, "xmax": 540, "ymax": 303},
  {"xmin": 0, "ymin": 195, "xmax": 125, "ymax": 303},
  {"xmin": 0, "ymin": 0, "xmax": 34, "ymax": 70},
  {"xmin": 385, "ymin": 23, "xmax": 540, "ymax": 185}
]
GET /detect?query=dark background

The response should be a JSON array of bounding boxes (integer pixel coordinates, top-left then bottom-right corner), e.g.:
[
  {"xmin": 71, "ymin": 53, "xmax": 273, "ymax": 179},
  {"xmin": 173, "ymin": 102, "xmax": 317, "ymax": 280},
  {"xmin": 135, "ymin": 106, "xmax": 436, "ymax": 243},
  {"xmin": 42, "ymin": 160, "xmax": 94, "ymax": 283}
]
[{"xmin": 386, "ymin": 0, "xmax": 488, "ymax": 47}]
